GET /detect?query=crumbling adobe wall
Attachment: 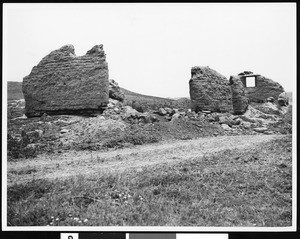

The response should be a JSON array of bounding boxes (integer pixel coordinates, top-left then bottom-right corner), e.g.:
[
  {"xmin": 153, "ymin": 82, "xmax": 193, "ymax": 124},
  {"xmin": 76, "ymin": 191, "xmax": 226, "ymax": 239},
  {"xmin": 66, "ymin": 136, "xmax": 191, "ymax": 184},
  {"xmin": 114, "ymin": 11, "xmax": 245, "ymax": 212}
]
[
  {"xmin": 109, "ymin": 79, "xmax": 125, "ymax": 102},
  {"xmin": 238, "ymin": 72, "xmax": 284, "ymax": 103},
  {"xmin": 23, "ymin": 44, "xmax": 109, "ymax": 117},
  {"xmin": 189, "ymin": 66, "xmax": 233, "ymax": 113},
  {"xmin": 229, "ymin": 76, "xmax": 248, "ymax": 114}
]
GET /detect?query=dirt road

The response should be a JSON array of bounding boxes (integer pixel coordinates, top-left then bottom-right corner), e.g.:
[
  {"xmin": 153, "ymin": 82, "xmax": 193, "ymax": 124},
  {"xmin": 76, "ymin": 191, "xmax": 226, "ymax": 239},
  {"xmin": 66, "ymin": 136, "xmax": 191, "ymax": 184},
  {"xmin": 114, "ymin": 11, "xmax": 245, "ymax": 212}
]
[{"xmin": 7, "ymin": 134, "xmax": 283, "ymax": 186}]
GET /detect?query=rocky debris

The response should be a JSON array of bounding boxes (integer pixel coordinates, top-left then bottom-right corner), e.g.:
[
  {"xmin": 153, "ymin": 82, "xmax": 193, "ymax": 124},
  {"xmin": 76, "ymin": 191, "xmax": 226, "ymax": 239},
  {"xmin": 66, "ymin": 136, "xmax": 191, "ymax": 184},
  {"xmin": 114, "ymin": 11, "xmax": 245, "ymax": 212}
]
[
  {"xmin": 241, "ymin": 121, "xmax": 251, "ymax": 129},
  {"xmin": 253, "ymin": 127, "xmax": 268, "ymax": 133},
  {"xmin": 237, "ymin": 105, "xmax": 281, "ymax": 130},
  {"xmin": 102, "ymin": 98, "xmax": 123, "ymax": 119},
  {"xmin": 8, "ymin": 99, "xmax": 26, "ymax": 119},
  {"xmin": 11, "ymin": 114, "xmax": 27, "ymax": 120},
  {"xmin": 107, "ymin": 98, "xmax": 123, "ymax": 109},
  {"xmin": 266, "ymin": 97, "xmax": 275, "ymax": 103},
  {"xmin": 238, "ymin": 72, "xmax": 284, "ymax": 103},
  {"xmin": 202, "ymin": 110, "xmax": 211, "ymax": 114},
  {"xmin": 120, "ymin": 106, "xmax": 158, "ymax": 124},
  {"xmin": 221, "ymin": 124, "xmax": 232, "ymax": 130},
  {"xmin": 278, "ymin": 92, "xmax": 289, "ymax": 106},
  {"xmin": 103, "ymin": 99, "xmax": 159, "ymax": 124},
  {"xmin": 171, "ymin": 112, "xmax": 181, "ymax": 122},
  {"xmin": 251, "ymin": 102, "xmax": 286, "ymax": 116},
  {"xmin": 109, "ymin": 79, "xmax": 125, "ymax": 102},
  {"xmin": 60, "ymin": 129, "xmax": 69, "ymax": 134},
  {"xmin": 229, "ymin": 75, "xmax": 249, "ymax": 114},
  {"xmin": 158, "ymin": 108, "xmax": 168, "ymax": 116},
  {"xmin": 189, "ymin": 66, "xmax": 233, "ymax": 113},
  {"xmin": 23, "ymin": 44, "xmax": 109, "ymax": 117},
  {"xmin": 218, "ymin": 116, "xmax": 231, "ymax": 125},
  {"xmin": 35, "ymin": 129, "xmax": 43, "ymax": 137}
]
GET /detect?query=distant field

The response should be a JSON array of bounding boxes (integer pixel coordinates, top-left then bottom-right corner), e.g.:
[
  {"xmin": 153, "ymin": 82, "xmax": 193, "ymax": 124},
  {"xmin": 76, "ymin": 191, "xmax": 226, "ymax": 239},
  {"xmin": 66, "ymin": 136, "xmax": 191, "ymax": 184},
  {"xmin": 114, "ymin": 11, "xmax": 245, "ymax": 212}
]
[
  {"xmin": 7, "ymin": 81, "xmax": 24, "ymax": 100},
  {"xmin": 121, "ymin": 87, "xmax": 190, "ymax": 112}
]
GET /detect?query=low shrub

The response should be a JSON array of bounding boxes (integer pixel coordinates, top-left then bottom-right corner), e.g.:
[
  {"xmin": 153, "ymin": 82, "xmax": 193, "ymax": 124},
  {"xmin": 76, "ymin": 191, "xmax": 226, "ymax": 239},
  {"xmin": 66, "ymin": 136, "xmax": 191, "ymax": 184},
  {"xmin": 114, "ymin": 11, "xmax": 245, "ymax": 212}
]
[
  {"xmin": 124, "ymin": 131, "xmax": 160, "ymax": 145},
  {"xmin": 7, "ymin": 130, "xmax": 37, "ymax": 160},
  {"xmin": 102, "ymin": 128, "xmax": 161, "ymax": 149}
]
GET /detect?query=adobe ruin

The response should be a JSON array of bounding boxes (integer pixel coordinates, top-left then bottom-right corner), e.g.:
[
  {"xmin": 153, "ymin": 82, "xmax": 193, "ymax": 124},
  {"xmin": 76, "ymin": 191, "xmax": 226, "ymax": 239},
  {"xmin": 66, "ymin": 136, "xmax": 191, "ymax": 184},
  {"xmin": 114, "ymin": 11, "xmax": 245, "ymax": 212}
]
[
  {"xmin": 189, "ymin": 66, "xmax": 233, "ymax": 113},
  {"xmin": 23, "ymin": 44, "xmax": 109, "ymax": 117},
  {"xmin": 229, "ymin": 75, "xmax": 249, "ymax": 114},
  {"xmin": 189, "ymin": 68, "xmax": 285, "ymax": 115},
  {"xmin": 237, "ymin": 71, "xmax": 284, "ymax": 103}
]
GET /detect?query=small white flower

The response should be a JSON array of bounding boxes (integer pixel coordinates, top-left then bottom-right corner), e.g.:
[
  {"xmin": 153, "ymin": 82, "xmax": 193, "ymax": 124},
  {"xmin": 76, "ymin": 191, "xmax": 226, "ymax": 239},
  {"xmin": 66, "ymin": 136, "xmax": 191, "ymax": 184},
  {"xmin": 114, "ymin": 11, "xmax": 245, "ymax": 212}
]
[
  {"xmin": 55, "ymin": 218, "xmax": 59, "ymax": 221},
  {"xmin": 73, "ymin": 217, "xmax": 79, "ymax": 221},
  {"xmin": 83, "ymin": 219, "xmax": 88, "ymax": 223}
]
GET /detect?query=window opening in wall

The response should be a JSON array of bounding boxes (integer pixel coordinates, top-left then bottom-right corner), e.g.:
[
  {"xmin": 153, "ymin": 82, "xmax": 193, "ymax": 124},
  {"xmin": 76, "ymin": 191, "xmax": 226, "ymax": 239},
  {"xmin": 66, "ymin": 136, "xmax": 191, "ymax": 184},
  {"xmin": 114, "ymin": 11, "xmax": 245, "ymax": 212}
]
[{"xmin": 245, "ymin": 76, "xmax": 256, "ymax": 87}]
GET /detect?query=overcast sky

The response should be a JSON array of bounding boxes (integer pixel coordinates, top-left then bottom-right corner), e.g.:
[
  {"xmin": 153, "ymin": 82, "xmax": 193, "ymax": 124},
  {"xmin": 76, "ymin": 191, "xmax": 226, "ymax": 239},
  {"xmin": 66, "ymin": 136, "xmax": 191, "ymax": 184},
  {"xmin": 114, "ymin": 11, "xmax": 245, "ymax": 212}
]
[{"xmin": 3, "ymin": 3, "xmax": 296, "ymax": 98}]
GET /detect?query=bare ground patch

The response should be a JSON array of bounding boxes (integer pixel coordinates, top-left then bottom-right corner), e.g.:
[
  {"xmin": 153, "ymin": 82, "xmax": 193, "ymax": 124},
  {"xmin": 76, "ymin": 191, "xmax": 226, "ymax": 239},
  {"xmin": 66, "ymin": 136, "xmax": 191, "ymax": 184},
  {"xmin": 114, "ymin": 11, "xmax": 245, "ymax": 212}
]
[{"xmin": 8, "ymin": 134, "xmax": 282, "ymax": 186}]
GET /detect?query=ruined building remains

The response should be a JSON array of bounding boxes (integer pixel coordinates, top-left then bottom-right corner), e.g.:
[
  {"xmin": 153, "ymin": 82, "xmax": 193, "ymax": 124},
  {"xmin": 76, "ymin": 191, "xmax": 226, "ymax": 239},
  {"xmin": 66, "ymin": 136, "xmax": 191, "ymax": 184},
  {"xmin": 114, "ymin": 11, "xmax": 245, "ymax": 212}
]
[
  {"xmin": 189, "ymin": 66, "xmax": 233, "ymax": 113},
  {"xmin": 189, "ymin": 67, "xmax": 285, "ymax": 114},
  {"xmin": 23, "ymin": 44, "xmax": 109, "ymax": 117},
  {"xmin": 237, "ymin": 71, "xmax": 284, "ymax": 103}
]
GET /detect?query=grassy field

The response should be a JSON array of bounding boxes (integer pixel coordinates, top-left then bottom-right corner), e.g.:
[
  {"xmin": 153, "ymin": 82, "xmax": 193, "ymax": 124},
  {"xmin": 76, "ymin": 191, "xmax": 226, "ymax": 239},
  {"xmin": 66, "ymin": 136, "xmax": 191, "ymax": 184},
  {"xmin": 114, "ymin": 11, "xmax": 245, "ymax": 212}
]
[{"xmin": 7, "ymin": 135, "xmax": 292, "ymax": 227}]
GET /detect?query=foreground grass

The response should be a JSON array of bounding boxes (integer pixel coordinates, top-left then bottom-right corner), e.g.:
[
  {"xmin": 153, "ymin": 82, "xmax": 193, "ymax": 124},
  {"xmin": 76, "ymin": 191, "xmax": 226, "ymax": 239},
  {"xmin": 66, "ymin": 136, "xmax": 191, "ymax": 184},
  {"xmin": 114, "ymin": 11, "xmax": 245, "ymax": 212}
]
[{"xmin": 7, "ymin": 135, "xmax": 292, "ymax": 227}]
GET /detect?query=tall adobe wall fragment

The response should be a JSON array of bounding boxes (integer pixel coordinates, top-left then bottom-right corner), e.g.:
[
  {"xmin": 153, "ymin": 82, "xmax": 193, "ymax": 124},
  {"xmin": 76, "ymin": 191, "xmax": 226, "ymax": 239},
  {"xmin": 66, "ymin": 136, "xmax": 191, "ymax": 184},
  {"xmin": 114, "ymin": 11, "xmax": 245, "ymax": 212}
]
[
  {"xmin": 189, "ymin": 66, "xmax": 233, "ymax": 113},
  {"xmin": 229, "ymin": 75, "xmax": 248, "ymax": 114},
  {"xmin": 109, "ymin": 79, "xmax": 125, "ymax": 102},
  {"xmin": 238, "ymin": 72, "xmax": 284, "ymax": 103},
  {"xmin": 23, "ymin": 44, "xmax": 109, "ymax": 117}
]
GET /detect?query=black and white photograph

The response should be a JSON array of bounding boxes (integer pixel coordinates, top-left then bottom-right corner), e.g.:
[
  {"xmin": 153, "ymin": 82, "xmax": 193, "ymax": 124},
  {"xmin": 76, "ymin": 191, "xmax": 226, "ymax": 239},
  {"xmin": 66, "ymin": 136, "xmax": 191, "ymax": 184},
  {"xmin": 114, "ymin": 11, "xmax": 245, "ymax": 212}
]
[{"xmin": 2, "ymin": 3, "xmax": 296, "ymax": 231}]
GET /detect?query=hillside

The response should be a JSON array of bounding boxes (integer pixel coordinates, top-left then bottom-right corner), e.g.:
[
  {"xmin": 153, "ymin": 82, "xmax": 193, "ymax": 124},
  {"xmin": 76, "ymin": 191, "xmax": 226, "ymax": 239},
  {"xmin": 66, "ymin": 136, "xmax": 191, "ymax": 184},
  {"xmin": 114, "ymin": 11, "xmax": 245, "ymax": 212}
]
[
  {"xmin": 7, "ymin": 81, "xmax": 191, "ymax": 111},
  {"xmin": 7, "ymin": 81, "xmax": 24, "ymax": 100},
  {"xmin": 121, "ymin": 87, "xmax": 190, "ymax": 112}
]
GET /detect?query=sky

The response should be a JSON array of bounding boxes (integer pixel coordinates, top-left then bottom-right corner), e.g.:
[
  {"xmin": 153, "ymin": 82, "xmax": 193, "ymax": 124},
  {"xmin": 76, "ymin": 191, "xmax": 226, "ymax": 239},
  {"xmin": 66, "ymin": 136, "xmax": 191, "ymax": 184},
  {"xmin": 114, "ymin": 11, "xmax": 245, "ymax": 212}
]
[{"xmin": 3, "ymin": 3, "xmax": 296, "ymax": 98}]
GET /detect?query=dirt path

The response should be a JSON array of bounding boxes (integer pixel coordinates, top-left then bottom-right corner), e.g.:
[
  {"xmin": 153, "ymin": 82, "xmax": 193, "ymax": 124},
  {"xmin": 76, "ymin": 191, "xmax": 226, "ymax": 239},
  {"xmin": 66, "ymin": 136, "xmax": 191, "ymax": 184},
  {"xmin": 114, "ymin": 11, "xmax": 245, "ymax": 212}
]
[{"xmin": 7, "ymin": 134, "xmax": 283, "ymax": 186}]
